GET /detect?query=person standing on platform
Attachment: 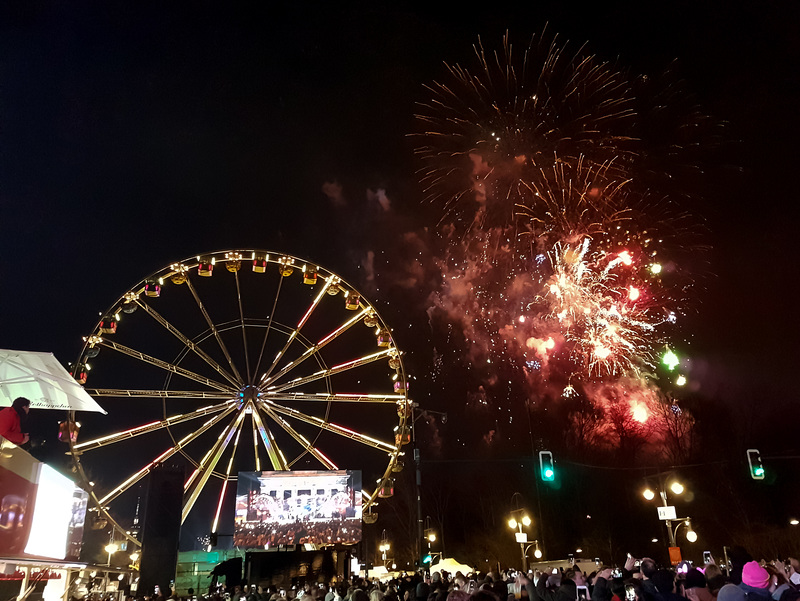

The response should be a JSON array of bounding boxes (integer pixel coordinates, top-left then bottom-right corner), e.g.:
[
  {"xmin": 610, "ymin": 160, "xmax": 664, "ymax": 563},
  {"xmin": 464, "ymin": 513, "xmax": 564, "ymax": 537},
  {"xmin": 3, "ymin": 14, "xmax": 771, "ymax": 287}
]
[{"xmin": 0, "ymin": 397, "xmax": 30, "ymax": 446}]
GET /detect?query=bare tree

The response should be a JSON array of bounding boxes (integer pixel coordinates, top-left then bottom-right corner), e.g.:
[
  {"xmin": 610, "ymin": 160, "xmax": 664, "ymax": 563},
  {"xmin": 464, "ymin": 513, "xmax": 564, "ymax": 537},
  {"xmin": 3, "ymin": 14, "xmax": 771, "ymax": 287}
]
[
  {"xmin": 563, "ymin": 396, "xmax": 606, "ymax": 458},
  {"xmin": 605, "ymin": 399, "xmax": 652, "ymax": 463},
  {"xmin": 652, "ymin": 394, "xmax": 696, "ymax": 464}
]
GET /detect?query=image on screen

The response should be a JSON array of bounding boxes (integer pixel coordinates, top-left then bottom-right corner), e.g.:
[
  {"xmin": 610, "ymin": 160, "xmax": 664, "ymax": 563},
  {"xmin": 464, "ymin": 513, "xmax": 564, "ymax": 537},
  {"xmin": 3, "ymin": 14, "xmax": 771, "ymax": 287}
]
[
  {"xmin": 234, "ymin": 470, "xmax": 362, "ymax": 548},
  {"xmin": 25, "ymin": 464, "xmax": 88, "ymax": 560}
]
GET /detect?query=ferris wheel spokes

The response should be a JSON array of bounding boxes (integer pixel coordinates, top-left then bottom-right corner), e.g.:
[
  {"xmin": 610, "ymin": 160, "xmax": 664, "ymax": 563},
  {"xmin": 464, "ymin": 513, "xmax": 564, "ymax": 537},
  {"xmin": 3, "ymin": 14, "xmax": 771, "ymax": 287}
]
[
  {"xmin": 261, "ymin": 399, "xmax": 396, "ymax": 452},
  {"xmin": 232, "ymin": 270, "xmax": 253, "ymax": 384},
  {"xmin": 185, "ymin": 278, "xmax": 244, "ymax": 385},
  {"xmin": 266, "ymin": 348, "xmax": 393, "ymax": 394},
  {"xmin": 134, "ymin": 300, "xmax": 241, "ymax": 388},
  {"xmin": 85, "ymin": 389, "xmax": 234, "ymax": 399},
  {"xmin": 255, "ymin": 277, "xmax": 331, "ymax": 384},
  {"xmin": 250, "ymin": 403, "xmax": 289, "ymax": 470},
  {"xmin": 97, "ymin": 339, "xmax": 233, "ymax": 393},
  {"xmin": 259, "ymin": 306, "xmax": 370, "ymax": 388},
  {"xmin": 263, "ymin": 392, "xmax": 404, "ymax": 404},
  {"xmin": 182, "ymin": 409, "xmax": 248, "ymax": 523},
  {"xmin": 258, "ymin": 405, "xmax": 338, "ymax": 470},
  {"xmin": 73, "ymin": 401, "xmax": 236, "ymax": 452},
  {"xmin": 249, "ymin": 419, "xmax": 261, "ymax": 472},
  {"xmin": 252, "ymin": 404, "xmax": 289, "ymax": 471},
  {"xmin": 96, "ymin": 405, "xmax": 239, "ymax": 506},
  {"xmin": 252, "ymin": 267, "xmax": 286, "ymax": 384}
]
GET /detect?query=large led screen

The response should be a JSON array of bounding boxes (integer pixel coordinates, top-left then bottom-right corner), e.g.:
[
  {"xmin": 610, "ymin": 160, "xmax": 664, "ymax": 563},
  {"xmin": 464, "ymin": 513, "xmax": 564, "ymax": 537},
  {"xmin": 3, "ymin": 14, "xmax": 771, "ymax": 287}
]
[
  {"xmin": 0, "ymin": 440, "xmax": 88, "ymax": 560},
  {"xmin": 234, "ymin": 470, "xmax": 361, "ymax": 548}
]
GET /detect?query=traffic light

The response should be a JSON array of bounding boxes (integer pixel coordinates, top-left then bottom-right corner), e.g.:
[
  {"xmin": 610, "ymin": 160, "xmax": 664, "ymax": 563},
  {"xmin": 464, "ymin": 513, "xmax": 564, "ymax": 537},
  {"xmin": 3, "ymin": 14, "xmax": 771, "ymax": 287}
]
[
  {"xmin": 747, "ymin": 449, "xmax": 765, "ymax": 480},
  {"xmin": 422, "ymin": 554, "xmax": 432, "ymax": 565},
  {"xmin": 539, "ymin": 450, "xmax": 555, "ymax": 482}
]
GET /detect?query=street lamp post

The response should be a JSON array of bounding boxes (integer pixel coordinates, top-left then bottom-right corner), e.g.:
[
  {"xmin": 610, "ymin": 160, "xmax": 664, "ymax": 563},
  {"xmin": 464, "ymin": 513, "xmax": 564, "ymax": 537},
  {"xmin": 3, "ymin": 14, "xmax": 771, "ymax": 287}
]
[
  {"xmin": 105, "ymin": 542, "xmax": 119, "ymax": 567},
  {"xmin": 523, "ymin": 540, "xmax": 543, "ymax": 564},
  {"xmin": 411, "ymin": 405, "xmax": 447, "ymax": 569},
  {"xmin": 672, "ymin": 519, "xmax": 697, "ymax": 544},
  {"xmin": 379, "ymin": 530, "xmax": 391, "ymax": 568},
  {"xmin": 642, "ymin": 476, "xmax": 697, "ymax": 555},
  {"xmin": 423, "ymin": 516, "xmax": 440, "ymax": 566},
  {"xmin": 509, "ymin": 493, "xmax": 533, "ymax": 572}
]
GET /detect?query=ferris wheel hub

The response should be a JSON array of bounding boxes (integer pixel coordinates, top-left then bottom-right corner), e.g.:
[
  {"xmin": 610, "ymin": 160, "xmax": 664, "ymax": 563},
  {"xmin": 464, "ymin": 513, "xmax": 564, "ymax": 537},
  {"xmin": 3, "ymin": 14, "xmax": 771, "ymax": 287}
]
[{"xmin": 238, "ymin": 385, "xmax": 262, "ymax": 404}]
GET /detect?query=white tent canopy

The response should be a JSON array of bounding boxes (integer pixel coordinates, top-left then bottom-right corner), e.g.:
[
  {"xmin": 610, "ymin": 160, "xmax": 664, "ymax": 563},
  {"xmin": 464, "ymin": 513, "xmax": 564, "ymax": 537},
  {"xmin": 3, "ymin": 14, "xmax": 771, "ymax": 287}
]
[
  {"xmin": 431, "ymin": 557, "xmax": 473, "ymax": 575},
  {"xmin": 0, "ymin": 349, "xmax": 107, "ymax": 414}
]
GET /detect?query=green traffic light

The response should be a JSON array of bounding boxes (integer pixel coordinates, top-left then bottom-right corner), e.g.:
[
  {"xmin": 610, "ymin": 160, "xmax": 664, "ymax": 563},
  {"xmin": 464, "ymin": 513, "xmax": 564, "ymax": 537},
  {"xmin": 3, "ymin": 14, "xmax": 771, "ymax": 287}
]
[
  {"xmin": 423, "ymin": 555, "xmax": 432, "ymax": 564},
  {"xmin": 747, "ymin": 449, "xmax": 765, "ymax": 480}
]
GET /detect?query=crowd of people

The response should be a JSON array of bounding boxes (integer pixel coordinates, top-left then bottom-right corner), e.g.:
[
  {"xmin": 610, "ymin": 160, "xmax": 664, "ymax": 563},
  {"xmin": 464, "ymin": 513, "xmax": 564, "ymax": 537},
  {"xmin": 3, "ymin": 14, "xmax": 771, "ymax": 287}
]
[
  {"xmin": 180, "ymin": 549, "xmax": 800, "ymax": 601},
  {"xmin": 232, "ymin": 519, "xmax": 360, "ymax": 547}
]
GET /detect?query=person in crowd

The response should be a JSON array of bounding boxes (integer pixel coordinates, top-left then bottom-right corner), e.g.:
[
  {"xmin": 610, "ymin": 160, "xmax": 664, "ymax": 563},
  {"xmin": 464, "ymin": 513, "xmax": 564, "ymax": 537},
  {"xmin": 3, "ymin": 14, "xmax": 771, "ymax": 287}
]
[
  {"xmin": 607, "ymin": 577, "xmax": 628, "ymax": 601},
  {"xmin": 717, "ymin": 585, "xmax": 746, "ymax": 601},
  {"xmin": 446, "ymin": 590, "xmax": 469, "ymax": 601},
  {"xmin": 765, "ymin": 563, "xmax": 797, "ymax": 601},
  {"xmin": 471, "ymin": 588, "xmax": 501, "ymax": 601},
  {"xmin": 728, "ymin": 549, "xmax": 754, "ymax": 586},
  {"xmin": 787, "ymin": 559, "xmax": 800, "ymax": 588},
  {"xmin": 704, "ymin": 565, "xmax": 726, "ymax": 597},
  {"xmin": 416, "ymin": 575, "xmax": 430, "ymax": 601},
  {"xmin": 530, "ymin": 566, "xmax": 576, "ymax": 601},
  {"xmin": 739, "ymin": 561, "xmax": 772, "ymax": 601},
  {"xmin": 623, "ymin": 579, "xmax": 645, "ymax": 601},
  {"xmin": 683, "ymin": 568, "xmax": 714, "ymax": 601},
  {"xmin": 429, "ymin": 572, "xmax": 449, "ymax": 601},
  {"xmin": 638, "ymin": 560, "xmax": 659, "ymax": 601},
  {"xmin": 650, "ymin": 569, "xmax": 683, "ymax": 601},
  {"xmin": 591, "ymin": 567, "xmax": 613, "ymax": 601},
  {"xmin": 0, "ymin": 396, "xmax": 30, "ymax": 445}
]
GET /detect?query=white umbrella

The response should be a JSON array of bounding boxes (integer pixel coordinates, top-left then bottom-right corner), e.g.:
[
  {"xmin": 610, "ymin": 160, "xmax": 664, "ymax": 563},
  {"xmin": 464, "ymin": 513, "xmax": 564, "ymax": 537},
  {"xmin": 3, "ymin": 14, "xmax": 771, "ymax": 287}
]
[{"xmin": 0, "ymin": 349, "xmax": 107, "ymax": 414}]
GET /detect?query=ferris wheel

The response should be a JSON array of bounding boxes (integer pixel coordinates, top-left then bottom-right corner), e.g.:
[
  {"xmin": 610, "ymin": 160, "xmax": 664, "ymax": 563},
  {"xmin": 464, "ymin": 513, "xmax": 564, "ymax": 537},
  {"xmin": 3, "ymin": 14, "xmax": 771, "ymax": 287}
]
[{"xmin": 68, "ymin": 250, "xmax": 411, "ymax": 544}]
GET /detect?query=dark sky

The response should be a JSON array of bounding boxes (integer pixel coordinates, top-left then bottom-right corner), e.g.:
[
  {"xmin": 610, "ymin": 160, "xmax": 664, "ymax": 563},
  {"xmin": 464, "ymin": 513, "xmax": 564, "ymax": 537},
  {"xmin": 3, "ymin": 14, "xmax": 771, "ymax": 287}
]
[{"xmin": 2, "ymin": 2, "xmax": 799, "ymax": 439}]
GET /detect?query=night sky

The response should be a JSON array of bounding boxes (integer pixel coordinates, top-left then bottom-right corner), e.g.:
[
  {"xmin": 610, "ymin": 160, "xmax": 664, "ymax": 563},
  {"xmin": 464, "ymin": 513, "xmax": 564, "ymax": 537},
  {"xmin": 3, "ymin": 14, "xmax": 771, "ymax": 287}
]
[{"xmin": 2, "ymin": 1, "xmax": 800, "ymax": 559}]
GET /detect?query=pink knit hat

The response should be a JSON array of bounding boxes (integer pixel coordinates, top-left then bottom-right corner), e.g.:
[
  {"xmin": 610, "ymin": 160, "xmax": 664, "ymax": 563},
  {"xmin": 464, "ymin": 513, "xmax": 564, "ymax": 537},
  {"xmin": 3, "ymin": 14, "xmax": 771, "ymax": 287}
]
[{"xmin": 741, "ymin": 561, "xmax": 770, "ymax": 588}]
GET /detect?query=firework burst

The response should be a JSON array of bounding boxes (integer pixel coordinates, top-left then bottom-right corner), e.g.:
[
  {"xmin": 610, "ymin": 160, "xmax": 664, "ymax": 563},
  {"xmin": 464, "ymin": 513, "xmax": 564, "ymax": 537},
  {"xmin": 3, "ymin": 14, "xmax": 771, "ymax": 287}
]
[
  {"xmin": 413, "ymin": 29, "xmax": 636, "ymax": 230},
  {"xmin": 416, "ymin": 32, "xmax": 711, "ymax": 448},
  {"xmin": 540, "ymin": 238, "xmax": 661, "ymax": 378}
]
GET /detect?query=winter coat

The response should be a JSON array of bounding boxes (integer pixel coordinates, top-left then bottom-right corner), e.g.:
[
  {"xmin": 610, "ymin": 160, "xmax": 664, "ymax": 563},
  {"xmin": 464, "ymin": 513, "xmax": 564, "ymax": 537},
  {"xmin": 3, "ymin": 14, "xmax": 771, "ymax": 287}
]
[{"xmin": 0, "ymin": 406, "xmax": 25, "ymax": 444}]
